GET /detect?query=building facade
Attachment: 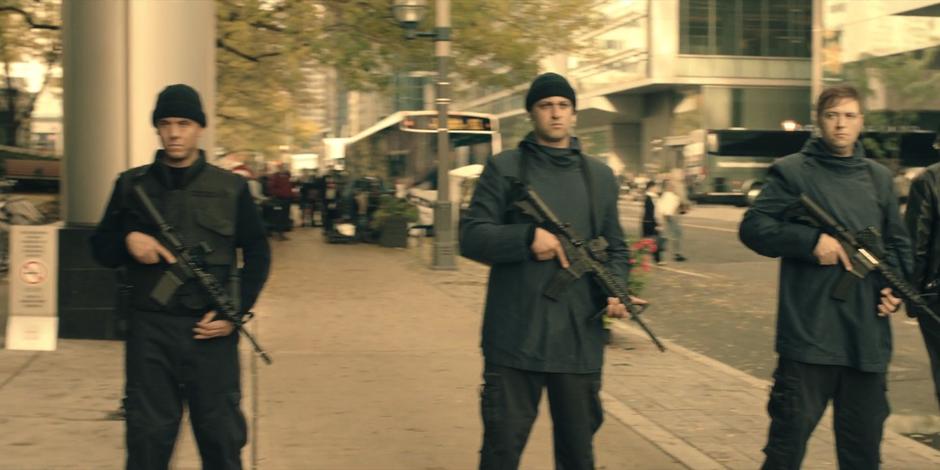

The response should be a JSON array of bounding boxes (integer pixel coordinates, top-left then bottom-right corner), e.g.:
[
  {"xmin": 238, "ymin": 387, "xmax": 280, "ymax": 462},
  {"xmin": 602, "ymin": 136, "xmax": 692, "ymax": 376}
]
[
  {"xmin": 823, "ymin": 0, "xmax": 940, "ymax": 131},
  {"xmin": 453, "ymin": 0, "xmax": 814, "ymax": 176},
  {"xmin": 323, "ymin": 0, "xmax": 940, "ymax": 176}
]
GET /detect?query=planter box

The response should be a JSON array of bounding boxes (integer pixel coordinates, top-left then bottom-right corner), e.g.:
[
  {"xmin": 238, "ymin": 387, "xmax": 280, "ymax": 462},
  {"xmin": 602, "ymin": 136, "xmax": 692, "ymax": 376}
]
[{"xmin": 378, "ymin": 216, "xmax": 409, "ymax": 248}]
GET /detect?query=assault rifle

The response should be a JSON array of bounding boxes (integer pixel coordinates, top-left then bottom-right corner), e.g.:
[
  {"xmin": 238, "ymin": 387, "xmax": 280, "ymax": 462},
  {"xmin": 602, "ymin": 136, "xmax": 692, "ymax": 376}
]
[
  {"xmin": 133, "ymin": 185, "xmax": 273, "ymax": 364},
  {"xmin": 793, "ymin": 194, "xmax": 940, "ymax": 325},
  {"xmin": 508, "ymin": 177, "xmax": 666, "ymax": 352}
]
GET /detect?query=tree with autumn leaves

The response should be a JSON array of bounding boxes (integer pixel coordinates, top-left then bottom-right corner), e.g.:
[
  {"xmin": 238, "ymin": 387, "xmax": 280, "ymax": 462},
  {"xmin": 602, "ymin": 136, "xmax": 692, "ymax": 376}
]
[
  {"xmin": 0, "ymin": 0, "xmax": 59, "ymax": 147},
  {"xmin": 2, "ymin": 0, "xmax": 599, "ymax": 155}
]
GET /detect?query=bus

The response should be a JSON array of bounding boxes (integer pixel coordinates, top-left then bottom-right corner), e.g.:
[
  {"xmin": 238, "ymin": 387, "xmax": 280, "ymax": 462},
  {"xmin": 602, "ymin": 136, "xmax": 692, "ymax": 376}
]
[
  {"xmin": 683, "ymin": 128, "xmax": 938, "ymax": 205},
  {"xmin": 683, "ymin": 129, "xmax": 811, "ymax": 205},
  {"xmin": 343, "ymin": 110, "xmax": 501, "ymax": 224},
  {"xmin": 344, "ymin": 110, "xmax": 500, "ymax": 184}
]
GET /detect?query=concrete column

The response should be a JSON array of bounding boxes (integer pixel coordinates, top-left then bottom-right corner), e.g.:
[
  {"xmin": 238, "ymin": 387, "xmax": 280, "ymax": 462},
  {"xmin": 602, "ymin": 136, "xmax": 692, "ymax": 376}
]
[
  {"xmin": 63, "ymin": 0, "xmax": 215, "ymax": 226},
  {"xmin": 648, "ymin": 0, "xmax": 679, "ymax": 80},
  {"xmin": 62, "ymin": 0, "xmax": 129, "ymax": 226},
  {"xmin": 127, "ymin": 0, "xmax": 215, "ymax": 169},
  {"xmin": 60, "ymin": 0, "xmax": 215, "ymax": 339}
]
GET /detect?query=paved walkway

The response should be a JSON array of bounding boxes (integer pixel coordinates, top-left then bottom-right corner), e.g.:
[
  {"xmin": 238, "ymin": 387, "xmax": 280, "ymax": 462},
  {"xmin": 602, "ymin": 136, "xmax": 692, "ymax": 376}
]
[{"xmin": 0, "ymin": 227, "xmax": 939, "ymax": 469}]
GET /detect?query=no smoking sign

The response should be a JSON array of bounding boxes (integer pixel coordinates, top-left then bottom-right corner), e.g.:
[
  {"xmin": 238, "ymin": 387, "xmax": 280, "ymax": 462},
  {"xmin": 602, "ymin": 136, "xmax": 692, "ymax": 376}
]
[{"xmin": 20, "ymin": 260, "xmax": 47, "ymax": 285}]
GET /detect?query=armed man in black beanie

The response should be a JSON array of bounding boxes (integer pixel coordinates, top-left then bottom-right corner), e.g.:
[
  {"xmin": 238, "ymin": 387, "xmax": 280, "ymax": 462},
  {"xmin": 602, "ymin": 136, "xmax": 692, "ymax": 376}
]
[
  {"xmin": 461, "ymin": 72, "xmax": 643, "ymax": 469},
  {"xmin": 91, "ymin": 84, "xmax": 271, "ymax": 470}
]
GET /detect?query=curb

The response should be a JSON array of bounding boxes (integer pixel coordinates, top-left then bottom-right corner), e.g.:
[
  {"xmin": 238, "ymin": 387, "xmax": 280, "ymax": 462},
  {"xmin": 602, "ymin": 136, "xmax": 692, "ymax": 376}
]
[{"xmin": 610, "ymin": 320, "xmax": 940, "ymax": 465}]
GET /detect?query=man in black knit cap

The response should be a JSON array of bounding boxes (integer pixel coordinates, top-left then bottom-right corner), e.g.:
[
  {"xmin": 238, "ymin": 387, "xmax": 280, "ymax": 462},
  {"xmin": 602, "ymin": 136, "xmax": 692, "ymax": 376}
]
[
  {"xmin": 461, "ymin": 72, "xmax": 641, "ymax": 469},
  {"xmin": 91, "ymin": 84, "xmax": 271, "ymax": 470}
]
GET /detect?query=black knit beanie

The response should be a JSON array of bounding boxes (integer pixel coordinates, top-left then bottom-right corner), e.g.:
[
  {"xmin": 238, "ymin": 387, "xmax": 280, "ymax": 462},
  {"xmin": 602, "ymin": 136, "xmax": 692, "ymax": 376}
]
[
  {"xmin": 152, "ymin": 84, "xmax": 206, "ymax": 127},
  {"xmin": 524, "ymin": 73, "xmax": 576, "ymax": 111}
]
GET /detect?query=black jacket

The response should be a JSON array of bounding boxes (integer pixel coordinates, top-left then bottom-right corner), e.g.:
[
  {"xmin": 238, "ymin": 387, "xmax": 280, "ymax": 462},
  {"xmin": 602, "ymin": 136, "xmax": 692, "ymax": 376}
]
[
  {"xmin": 91, "ymin": 150, "xmax": 271, "ymax": 315},
  {"xmin": 904, "ymin": 163, "xmax": 940, "ymax": 294},
  {"xmin": 739, "ymin": 138, "xmax": 912, "ymax": 373},
  {"xmin": 459, "ymin": 133, "xmax": 630, "ymax": 373}
]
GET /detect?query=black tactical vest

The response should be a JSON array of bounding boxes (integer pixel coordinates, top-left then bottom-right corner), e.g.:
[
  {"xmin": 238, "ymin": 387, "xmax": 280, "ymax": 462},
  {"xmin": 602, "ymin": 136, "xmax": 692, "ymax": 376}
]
[{"xmin": 120, "ymin": 160, "xmax": 242, "ymax": 314}]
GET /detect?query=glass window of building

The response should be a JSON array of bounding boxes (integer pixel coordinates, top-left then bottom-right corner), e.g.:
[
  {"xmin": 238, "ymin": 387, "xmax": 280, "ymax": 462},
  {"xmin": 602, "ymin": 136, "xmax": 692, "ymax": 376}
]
[
  {"xmin": 681, "ymin": 0, "xmax": 712, "ymax": 54},
  {"xmin": 680, "ymin": 0, "xmax": 810, "ymax": 57},
  {"xmin": 741, "ymin": 0, "xmax": 765, "ymax": 56}
]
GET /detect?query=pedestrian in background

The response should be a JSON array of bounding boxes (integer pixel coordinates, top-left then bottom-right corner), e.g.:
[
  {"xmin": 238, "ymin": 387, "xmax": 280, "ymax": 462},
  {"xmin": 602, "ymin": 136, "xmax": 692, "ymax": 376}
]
[
  {"xmin": 641, "ymin": 180, "xmax": 664, "ymax": 265},
  {"xmin": 902, "ymin": 128, "xmax": 940, "ymax": 414},
  {"xmin": 657, "ymin": 179, "xmax": 687, "ymax": 262},
  {"xmin": 90, "ymin": 84, "xmax": 271, "ymax": 470},
  {"xmin": 460, "ymin": 72, "xmax": 644, "ymax": 470},
  {"xmin": 299, "ymin": 170, "xmax": 318, "ymax": 227},
  {"xmin": 266, "ymin": 163, "xmax": 293, "ymax": 240},
  {"xmin": 739, "ymin": 85, "xmax": 910, "ymax": 470}
]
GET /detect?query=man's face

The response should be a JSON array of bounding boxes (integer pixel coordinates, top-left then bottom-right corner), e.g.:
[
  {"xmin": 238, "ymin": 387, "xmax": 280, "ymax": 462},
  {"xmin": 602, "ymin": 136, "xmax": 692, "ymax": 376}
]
[
  {"xmin": 157, "ymin": 117, "xmax": 203, "ymax": 162},
  {"xmin": 530, "ymin": 97, "xmax": 576, "ymax": 146},
  {"xmin": 818, "ymin": 98, "xmax": 863, "ymax": 156}
]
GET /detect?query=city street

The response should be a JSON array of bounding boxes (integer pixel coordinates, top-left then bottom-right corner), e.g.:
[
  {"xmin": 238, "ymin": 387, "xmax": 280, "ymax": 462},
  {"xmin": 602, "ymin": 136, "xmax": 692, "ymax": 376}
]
[
  {"xmin": 617, "ymin": 200, "xmax": 940, "ymax": 445},
  {"xmin": 2, "ymin": 0, "xmax": 939, "ymax": 467},
  {"xmin": 2, "ymin": 212, "xmax": 940, "ymax": 469}
]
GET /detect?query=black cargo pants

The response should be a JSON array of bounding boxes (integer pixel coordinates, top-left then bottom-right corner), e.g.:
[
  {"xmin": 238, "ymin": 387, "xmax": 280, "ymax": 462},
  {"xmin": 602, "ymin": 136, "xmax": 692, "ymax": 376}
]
[
  {"xmin": 918, "ymin": 314, "xmax": 940, "ymax": 409},
  {"xmin": 761, "ymin": 358, "xmax": 889, "ymax": 470},
  {"xmin": 479, "ymin": 361, "xmax": 603, "ymax": 470},
  {"xmin": 125, "ymin": 310, "xmax": 246, "ymax": 470}
]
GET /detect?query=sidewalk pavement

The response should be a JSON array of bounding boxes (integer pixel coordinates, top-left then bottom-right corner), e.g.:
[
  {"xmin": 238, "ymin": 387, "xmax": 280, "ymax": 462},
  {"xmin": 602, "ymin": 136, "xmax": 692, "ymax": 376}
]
[{"xmin": 0, "ymin": 227, "xmax": 939, "ymax": 469}]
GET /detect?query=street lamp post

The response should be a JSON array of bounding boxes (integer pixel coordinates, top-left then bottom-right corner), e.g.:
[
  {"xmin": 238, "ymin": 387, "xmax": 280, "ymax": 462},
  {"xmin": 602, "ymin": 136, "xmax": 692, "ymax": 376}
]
[{"xmin": 393, "ymin": 0, "xmax": 456, "ymax": 270}]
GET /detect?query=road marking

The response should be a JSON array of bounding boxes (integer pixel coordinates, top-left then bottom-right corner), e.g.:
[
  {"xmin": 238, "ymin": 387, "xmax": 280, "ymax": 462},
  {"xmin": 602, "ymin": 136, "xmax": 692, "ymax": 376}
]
[
  {"xmin": 682, "ymin": 222, "xmax": 739, "ymax": 234},
  {"xmin": 609, "ymin": 321, "xmax": 940, "ymax": 463},
  {"xmin": 619, "ymin": 213, "xmax": 740, "ymax": 234},
  {"xmin": 656, "ymin": 265, "xmax": 715, "ymax": 279}
]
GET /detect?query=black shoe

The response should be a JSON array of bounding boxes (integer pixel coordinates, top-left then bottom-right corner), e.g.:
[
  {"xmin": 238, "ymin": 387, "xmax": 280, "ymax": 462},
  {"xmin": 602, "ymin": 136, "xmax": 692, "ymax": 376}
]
[{"xmin": 674, "ymin": 255, "xmax": 687, "ymax": 262}]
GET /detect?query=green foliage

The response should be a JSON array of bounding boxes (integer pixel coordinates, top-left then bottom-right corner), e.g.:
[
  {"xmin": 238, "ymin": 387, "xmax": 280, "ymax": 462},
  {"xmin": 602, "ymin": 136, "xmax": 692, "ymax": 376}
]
[
  {"xmin": 216, "ymin": 0, "xmax": 323, "ymax": 155},
  {"xmin": 370, "ymin": 194, "xmax": 418, "ymax": 230},
  {"xmin": 841, "ymin": 47, "xmax": 940, "ymax": 162},
  {"xmin": 311, "ymin": 0, "xmax": 602, "ymax": 91},
  {"xmin": 602, "ymin": 237, "xmax": 655, "ymax": 329},
  {"xmin": 4, "ymin": 0, "xmax": 603, "ymax": 154},
  {"xmin": 0, "ymin": 0, "xmax": 61, "ymax": 146},
  {"xmin": 216, "ymin": 0, "xmax": 601, "ymax": 155}
]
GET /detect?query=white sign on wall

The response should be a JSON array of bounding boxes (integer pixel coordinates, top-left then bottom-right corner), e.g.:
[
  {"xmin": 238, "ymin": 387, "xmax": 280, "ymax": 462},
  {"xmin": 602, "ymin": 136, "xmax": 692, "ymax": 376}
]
[{"xmin": 5, "ymin": 223, "xmax": 61, "ymax": 351}]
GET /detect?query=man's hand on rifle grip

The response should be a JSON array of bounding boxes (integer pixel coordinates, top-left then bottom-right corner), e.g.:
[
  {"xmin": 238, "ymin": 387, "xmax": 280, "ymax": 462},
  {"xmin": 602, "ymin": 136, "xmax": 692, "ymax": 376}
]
[
  {"xmin": 813, "ymin": 233, "xmax": 852, "ymax": 272},
  {"xmin": 877, "ymin": 288, "xmax": 902, "ymax": 318},
  {"xmin": 531, "ymin": 227, "xmax": 570, "ymax": 269},
  {"xmin": 193, "ymin": 311, "xmax": 236, "ymax": 339},
  {"xmin": 605, "ymin": 296, "xmax": 648, "ymax": 319},
  {"xmin": 126, "ymin": 231, "xmax": 177, "ymax": 265}
]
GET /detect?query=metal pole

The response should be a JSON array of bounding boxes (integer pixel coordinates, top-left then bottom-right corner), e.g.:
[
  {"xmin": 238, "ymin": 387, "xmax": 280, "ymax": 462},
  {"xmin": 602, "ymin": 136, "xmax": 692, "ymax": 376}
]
[
  {"xmin": 432, "ymin": 0, "xmax": 456, "ymax": 270},
  {"xmin": 811, "ymin": 0, "xmax": 823, "ymax": 125}
]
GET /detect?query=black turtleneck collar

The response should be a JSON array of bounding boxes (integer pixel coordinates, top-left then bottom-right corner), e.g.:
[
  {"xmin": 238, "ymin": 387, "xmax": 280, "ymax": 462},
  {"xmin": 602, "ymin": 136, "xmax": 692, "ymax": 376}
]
[
  {"xmin": 149, "ymin": 149, "xmax": 208, "ymax": 189},
  {"xmin": 520, "ymin": 131, "xmax": 583, "ymax": 169},
  {"xmin": 801, "ymin": 137, "xmax": 867, "ymax": 169}
]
